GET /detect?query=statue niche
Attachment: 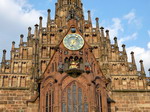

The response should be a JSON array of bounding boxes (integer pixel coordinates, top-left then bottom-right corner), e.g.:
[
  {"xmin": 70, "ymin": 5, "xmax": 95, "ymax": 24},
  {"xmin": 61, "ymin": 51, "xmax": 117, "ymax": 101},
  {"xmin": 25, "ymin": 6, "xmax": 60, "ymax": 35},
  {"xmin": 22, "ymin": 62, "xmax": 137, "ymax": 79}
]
[
  {"xmin": 65, "ymin": 56, "xmax": 84, "ymax": 78},
  {"xmin": 69, "ymin": 56, "xmax": 79, "ymax": 69},
  {"xmin": 58, "ymin": 56, "xmax": 91, "ymax": 76}
]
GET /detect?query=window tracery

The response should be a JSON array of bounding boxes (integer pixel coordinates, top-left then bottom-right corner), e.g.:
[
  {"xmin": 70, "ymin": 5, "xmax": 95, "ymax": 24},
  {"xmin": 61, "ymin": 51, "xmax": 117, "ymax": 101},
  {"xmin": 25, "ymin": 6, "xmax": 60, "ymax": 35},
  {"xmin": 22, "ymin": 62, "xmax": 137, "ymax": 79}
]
[
  {"xmin": 62, "ymin": 82, "xmax": 88, "ymax": 112},
  {"xmin": 45, "ymin": 90, "xmax": 54, "ymax": 112}
]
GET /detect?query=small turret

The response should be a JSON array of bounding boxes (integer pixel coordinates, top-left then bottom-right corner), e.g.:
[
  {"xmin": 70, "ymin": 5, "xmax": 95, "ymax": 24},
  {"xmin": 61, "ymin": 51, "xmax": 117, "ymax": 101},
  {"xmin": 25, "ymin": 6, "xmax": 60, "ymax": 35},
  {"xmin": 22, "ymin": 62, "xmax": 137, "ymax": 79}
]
[
  {"xmin": 28, "ymin": 27, "xmax": 32, "ymax": 37},
  {"xmin": 139, "ymin": 60, "xmax": 145, "ymax": 76},
  {"xmin": 47, "ymin": 9, "xmax": 51, "ymax": 27},
  {"xmin": 114, "ymin": 37, "xmax": 118, "ymax": 47},
  {"xmin": 2, "ymin": 50, "xmax": 6, "ymax": 63},
  {"xmin": 88, "ymin": 10, "xmax": 92, "ymax": 24},
  {"xmin": 122, "ymin": 44, "xmax": 126, "ymax": 54},
  {"xmin": 131, "ymin": 51, "xmax": 137, "ymax": 70},
  {"xmin": 39, "ymin": 16, "xmax": 43, "ymax": 30},
  {"xmin": 95, "ymin": 17, "xmax": 99, "ymax": 29},
  {"xmin": 106, "ymin": 30, "xmax": 110, "ymax": 40},
  {"xmin": 1, "ymin": 50, "xmax": 6, "ymax": 73},
  {"xmin": 34, "ymin": 24, "xmax": 39, "ymax": 39},
  {"xmin": 121, "ymin": 44, "xmax": 127, "ymax": 61},
  {"xmin": 100, "ymin": 27, "xmax": 104, "ymax": 38},
  {"xmin": 11, "ymin": 41, "xmax": 15, "ymax": 51},
  {"xmin": 20, "ymin": 34, "xmax": 24, "ymax": 45}
]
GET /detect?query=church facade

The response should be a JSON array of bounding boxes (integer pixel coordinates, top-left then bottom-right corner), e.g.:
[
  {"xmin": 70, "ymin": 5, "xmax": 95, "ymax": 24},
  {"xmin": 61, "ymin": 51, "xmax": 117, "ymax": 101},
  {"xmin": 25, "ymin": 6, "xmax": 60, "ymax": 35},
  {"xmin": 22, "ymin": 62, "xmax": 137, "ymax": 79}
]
[{"xmin": 0, "ymin": 0, "xmax": 150, "ymax": 112}]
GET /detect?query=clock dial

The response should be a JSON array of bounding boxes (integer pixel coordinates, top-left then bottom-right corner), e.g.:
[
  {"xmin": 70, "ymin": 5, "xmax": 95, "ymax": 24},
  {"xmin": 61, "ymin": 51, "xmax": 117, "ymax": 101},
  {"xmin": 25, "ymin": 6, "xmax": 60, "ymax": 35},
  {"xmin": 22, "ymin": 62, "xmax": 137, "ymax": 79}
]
[{"xmin": 63, "ymin": 34, "xmax": 84, "ymax": 50}]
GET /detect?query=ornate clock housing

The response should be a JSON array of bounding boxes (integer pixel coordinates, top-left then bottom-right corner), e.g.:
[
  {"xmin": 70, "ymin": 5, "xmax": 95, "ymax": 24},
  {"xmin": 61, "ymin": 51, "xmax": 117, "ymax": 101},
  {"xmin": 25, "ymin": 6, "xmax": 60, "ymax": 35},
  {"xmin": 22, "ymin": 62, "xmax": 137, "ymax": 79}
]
[{"xmin": 63, "ymin": 34, "xmax": 84, "ymax": 50}]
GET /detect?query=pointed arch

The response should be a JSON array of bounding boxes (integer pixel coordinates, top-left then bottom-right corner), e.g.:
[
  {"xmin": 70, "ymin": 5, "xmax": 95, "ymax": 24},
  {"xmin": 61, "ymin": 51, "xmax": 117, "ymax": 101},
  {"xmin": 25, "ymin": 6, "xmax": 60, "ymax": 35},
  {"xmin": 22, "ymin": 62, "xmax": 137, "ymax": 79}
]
[
  {"xmin": 40, "ymin": 76, "xmax": 55, "ymax": 112},
  {"xmin": 62, "ymin": 81, "xmax": 89, "ymax": 112},
  {"xmin": 59, "ymin": 74, "xmax": 90, "ymax": 86}
]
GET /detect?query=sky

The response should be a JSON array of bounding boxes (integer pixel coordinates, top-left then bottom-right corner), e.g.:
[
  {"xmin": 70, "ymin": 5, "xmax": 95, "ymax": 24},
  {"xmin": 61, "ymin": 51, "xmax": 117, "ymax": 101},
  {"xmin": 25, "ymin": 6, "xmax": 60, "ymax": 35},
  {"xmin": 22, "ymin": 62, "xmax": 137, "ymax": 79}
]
[{"xmin": 0, "ymin": 0, "xmax": 150, "ymax": 75}]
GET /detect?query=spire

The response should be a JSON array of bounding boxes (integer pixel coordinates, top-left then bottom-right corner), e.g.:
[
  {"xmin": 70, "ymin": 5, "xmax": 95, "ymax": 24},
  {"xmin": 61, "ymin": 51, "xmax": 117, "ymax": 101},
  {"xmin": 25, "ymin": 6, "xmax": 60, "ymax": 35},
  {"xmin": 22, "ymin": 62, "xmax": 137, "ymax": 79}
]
[
  {"xmin": 122, "ymin": 44, "xmax": 127, "ymax": 61},
  {"xmin": 100, "ymin": 27, "xmax": 104, "ymax": 37},
  {"xmin": 139, "ymin": 60, "xmax": 145, "ymax": 76},
  {"xmin": 12, "ymin": 41, "xmax": 15, "ymax": 51},
  {"xmin": 131, "ymin": 51, "xmax": 137, "ymax": 70},
  {"xmin": 20, "ymin": 34, "xmax": 24, "ymax": 45},
  {"xmin": 122, "ymin": 44, "xmax": 126, "ymax": 54},
  {"xmin": 95, "ymin": 17, "xmax": 99, "ymax": 29},
  {"xmin": 34, "ymin": 24, "xmax": 39, "ymax": 38},
  {"xmin": 2, "ymin": 50, "xmax": 6, "ymax": 63},
  {"xmin": 114, "ymin": 37, "xmax": 118, "ymax": 47},
  {"xmin": 100, "ymin": 27, "xmax": 105, "ymax": 43},
  {"xmin": 88, "ymin": 10, "xmax": 92, "ymax": 24},
  {"xmin": 28, "ymin": 27, "xmax": 32, "ymax": 37},
  {"xmin": 131, "ymin": 52, "xmax": 136, "ymax": 65},
  {"xmin": 39, "ymin": 16, "xmax": 43, "ymax": 30},
  {"xmin": 106, "ymin": 30, "xmax": 110, "ymax": 39},
  {"xmin": 47, "ymin": 9, "xmax": 51, "ymax": 27}
]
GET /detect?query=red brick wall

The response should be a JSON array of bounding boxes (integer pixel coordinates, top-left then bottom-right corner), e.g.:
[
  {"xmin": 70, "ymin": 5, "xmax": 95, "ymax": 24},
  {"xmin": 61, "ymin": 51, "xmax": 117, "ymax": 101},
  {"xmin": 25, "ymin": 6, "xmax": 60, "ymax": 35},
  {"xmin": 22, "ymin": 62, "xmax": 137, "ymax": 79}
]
[
  {"xmin": 110, "ymin": 92, "xmax": 150, "ymax": 112},
  {"xmin": 0, "ymin": 90, "xmax": 38, "ymax": 112}
]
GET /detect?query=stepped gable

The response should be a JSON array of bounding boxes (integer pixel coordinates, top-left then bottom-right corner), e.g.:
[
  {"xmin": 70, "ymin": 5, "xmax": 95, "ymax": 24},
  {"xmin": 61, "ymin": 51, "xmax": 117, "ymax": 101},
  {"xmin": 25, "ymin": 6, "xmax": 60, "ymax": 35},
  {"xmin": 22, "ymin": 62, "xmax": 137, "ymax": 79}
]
[{"xmin": 0, "ymin": 0, "xmax": 150, "ymax": 111}]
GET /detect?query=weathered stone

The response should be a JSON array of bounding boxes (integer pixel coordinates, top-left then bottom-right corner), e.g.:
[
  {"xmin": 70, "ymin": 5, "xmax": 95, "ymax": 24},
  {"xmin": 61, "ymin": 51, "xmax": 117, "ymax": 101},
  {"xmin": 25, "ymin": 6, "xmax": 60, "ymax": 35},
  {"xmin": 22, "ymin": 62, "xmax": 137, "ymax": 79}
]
[{"xmin": 0, "ymin": 0, "xmax": 150, "ymax": 112}]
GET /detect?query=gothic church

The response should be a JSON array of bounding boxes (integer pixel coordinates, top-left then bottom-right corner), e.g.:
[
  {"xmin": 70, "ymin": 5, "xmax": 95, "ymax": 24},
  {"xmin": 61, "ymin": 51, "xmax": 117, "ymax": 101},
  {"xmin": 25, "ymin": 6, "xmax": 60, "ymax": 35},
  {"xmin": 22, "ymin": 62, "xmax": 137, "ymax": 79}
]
[{"xmin": 0, "ymin": 0, "xmax": 150, "ymax": 112}]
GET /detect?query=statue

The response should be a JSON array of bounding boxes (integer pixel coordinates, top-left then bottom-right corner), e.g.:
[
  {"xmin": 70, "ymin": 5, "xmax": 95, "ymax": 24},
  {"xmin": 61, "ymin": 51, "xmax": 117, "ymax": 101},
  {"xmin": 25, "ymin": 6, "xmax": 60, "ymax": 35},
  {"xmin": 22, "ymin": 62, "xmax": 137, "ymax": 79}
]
[
  {"xmin": 69, "ymin": 59, "xmax": 79, "ymax": 69},
  {"xmin": 67, "ymin": 9, "xmax": 79, "ymax": 21},
  {"xmin": 70, "ymin": 9, "xmax": 76, "ymax": 19}
]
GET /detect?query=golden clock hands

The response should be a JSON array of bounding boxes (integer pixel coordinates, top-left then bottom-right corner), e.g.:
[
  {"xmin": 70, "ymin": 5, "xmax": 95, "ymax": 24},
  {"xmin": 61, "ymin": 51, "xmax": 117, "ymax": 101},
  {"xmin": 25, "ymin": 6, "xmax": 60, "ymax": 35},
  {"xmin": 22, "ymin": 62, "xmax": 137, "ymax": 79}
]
[
  {"xmin": 72, "ymin": 40, "xmax": 76, "ymax": 44},
  {"xmin": 71, "ymin": 40, "xmax": 76, "ymax": 45}
]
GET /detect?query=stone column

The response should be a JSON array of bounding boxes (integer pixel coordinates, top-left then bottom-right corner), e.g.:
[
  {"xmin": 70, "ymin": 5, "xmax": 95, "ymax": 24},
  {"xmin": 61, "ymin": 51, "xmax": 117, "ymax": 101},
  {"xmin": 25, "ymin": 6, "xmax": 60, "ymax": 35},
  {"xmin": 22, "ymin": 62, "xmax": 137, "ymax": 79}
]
[
  {"xmin": 90, "ymin": 83, "xmax": 97, "ymax": 112},
  {"xmin": 8, "ymin": 76, "xmax": 11, "ymax": 87},
  {"xmin": 140, "ymin": 60, "xmax": 145, "ymax": 76},
  {"xmin": 18, "ymin": 76, "xmax": 21, "ymax": 87},
  {"xmin": 88, "ymin": 10, "xmax": 92, "ymax": 24},
  {"xmin": 101, "ymin": 86, "xmax": 108, "ymax": 112},
  {"xmin": 1, "ymin": 76, "xmax": 4, "ymax": 87},
  {"xmin": 58, "ymin": 84, "xmax": 62, "ymax": 112},
  {"xmin": 0, "ymin": 76, "xmax": 1, "ymax": 87}
]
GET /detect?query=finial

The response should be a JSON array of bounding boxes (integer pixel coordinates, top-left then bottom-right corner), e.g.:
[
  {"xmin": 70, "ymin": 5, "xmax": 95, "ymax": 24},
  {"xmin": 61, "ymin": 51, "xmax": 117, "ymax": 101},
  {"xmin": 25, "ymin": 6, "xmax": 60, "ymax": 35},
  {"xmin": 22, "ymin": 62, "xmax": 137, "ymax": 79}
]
[
  {"xmin": 34, "ymin": 24, "xmax": 39, "ymax": 38},
  {"xmin": 20, "ymin": 34, "xmax": 24, "ymax": 45},
  {"xmin": 106, "ymin": 30, "xmax": 109, "ymax": 35},
  {"xmin": 114, "ymin": 37, "xmax": 118, "ymax": 46},
  {"xmin": 28, "ymin": 27, "xmax": 32, "ymax": 37},
  {"xmin": 3, "ymin": 49, "xmax": 6, "ymax": 54},
  {"xmin": 131, "ymin": 51, "xmax": 134, "ymax": 60},
  {"xmin": 87, "ymin": 10, "xmax": 92, "ymax": 23},
  {"xmin": 131, "ymin": 51, "xmax": 137, "ymax": 70},
  {"xmin": 139, "ymin": 60, "xmax": 145, "ymax": 76},
  {"xmin": 106, "ymin": 30, "xmax": 110, "ymax": 40},
  {"xmin": 95, "ymin": 17, "xmax": 99, "ymax": 29},
  {"xmin": 47, "ymin": 9, "xmax": 51, "ymax": 25},
  {"xmin": 2, "ymin": 49, "xmax": 6, "ymax": 63},
  {"xmin": 39, "ymin": 16, "xmax": 43, "ymax": 30},
  {"xmin": 100, "ymin": 27, "xmax": 104, "ymax": 37},
  {"xmin": 12, "ymin": 41, "xmax": 15, "ymax": 51},
  {"xmin": 122, "ymin": 44, "xmax": 126, "ymax": 51}
]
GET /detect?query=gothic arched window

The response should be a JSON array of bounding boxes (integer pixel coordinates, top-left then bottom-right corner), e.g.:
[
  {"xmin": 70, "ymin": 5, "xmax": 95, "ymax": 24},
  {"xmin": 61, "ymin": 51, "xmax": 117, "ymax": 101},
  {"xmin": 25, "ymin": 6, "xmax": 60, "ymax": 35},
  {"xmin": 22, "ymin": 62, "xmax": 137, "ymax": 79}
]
[
  {"xmin": 62, "ymin": 82, "xmax": 88, "ymax": 112},
  {"xmin": 46, "ymin": 90, "xmax": 54, "ymax": 112},
  {"xmin": 97, "ymin": 92, "xmax": 102, "ymax": 112}
]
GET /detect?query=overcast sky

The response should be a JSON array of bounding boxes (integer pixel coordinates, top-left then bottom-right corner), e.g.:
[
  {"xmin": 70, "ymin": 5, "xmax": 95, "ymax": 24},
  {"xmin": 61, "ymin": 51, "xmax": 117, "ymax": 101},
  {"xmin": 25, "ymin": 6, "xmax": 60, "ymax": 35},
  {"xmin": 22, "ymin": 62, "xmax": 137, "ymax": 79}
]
[{"xmin": 0, "ymin": 0, "xmax": 150, "ymax": 75}]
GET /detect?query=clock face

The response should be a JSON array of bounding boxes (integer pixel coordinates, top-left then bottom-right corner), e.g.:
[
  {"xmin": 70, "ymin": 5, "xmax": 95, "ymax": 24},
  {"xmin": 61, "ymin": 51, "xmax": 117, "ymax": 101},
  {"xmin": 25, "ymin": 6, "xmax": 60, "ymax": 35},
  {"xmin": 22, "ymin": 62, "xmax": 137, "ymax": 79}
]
[{"xmin": 63, "ymin": 34, "xmax": 84, "ymax": 50}]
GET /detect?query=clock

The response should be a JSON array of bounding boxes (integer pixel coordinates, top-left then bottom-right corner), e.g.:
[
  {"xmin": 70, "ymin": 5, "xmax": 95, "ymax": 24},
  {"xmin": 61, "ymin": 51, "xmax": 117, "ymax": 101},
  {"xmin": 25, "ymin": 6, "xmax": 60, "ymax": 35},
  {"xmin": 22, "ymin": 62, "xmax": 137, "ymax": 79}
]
[{"xmin": 63, "ymin": 34, "xmax": 84, "ymax": 50}]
